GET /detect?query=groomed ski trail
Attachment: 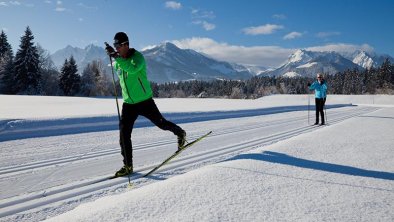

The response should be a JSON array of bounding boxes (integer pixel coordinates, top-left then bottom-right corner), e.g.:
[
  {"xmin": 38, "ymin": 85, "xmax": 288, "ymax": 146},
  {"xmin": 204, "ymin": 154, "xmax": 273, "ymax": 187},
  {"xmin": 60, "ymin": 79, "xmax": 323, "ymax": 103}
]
[{"xmin": 0, "ymin": 106, "xmax": 380, "ymax": 220}]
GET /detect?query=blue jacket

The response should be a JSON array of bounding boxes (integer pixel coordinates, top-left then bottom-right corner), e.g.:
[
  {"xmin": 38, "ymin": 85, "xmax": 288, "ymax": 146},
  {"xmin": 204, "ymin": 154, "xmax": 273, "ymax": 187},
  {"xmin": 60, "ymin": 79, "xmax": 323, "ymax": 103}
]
[{"xmin": 309, "ymin": 80, "xmax": 327, "ymax": 98}]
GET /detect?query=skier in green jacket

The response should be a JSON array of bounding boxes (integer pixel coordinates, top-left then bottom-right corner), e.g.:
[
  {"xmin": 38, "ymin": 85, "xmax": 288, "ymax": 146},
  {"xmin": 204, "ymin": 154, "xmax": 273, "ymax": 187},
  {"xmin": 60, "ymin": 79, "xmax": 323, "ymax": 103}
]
[{"xmin": 106, "ymin": 32, "xmax": 186, "ymax": 177}]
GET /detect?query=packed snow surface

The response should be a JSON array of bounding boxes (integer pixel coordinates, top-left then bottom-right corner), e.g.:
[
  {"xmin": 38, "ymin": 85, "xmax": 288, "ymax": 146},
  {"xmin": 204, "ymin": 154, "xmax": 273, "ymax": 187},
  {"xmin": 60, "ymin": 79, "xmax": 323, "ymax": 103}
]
[{"xmin": 0, "ymin": 94, "xmax": 393, "ymax": 222}]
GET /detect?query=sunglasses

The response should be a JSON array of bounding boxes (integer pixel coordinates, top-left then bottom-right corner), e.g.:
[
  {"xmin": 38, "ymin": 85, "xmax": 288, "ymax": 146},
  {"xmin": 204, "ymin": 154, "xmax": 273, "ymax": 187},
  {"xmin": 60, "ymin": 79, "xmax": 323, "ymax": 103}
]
[
  {"xmin": 114, "ymin": 41, "xmax": 128, "ymax": 49},
  {"xmin": 317, "ymin": 77, "xmax": 322, "ymax": 79}
]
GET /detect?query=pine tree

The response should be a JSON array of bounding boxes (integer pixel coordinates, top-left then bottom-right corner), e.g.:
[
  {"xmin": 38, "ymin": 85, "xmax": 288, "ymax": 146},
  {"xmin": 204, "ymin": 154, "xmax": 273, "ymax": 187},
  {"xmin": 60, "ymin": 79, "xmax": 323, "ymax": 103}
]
[
  {"xmin": 13, "ymin": 26, "xmax": 41, "ymax": 94},
  {"xmin": 37, "ymin": 44, "xmax": 60, "ymax": 95},
  {"xmin": 80, "ymin": 60, "xmax": 111, "ymax": 96},
  {"xmin": 0, "ymin": 30, "xmax": 15, "ymax": 94},
  {"xmin": 377, "ymin": 58, "xmax": 393, "ymax": 92},
  {"xmin": 0, "ymin": 30, "xmax": 13, "ymax": 58},
  {"xmin": 59, "ymin": 56, "xmax": 81, "ymax": 96}
]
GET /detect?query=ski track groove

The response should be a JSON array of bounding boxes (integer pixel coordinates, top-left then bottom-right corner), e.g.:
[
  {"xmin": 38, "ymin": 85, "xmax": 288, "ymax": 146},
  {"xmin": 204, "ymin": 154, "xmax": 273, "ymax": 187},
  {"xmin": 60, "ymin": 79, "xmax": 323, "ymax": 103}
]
[
  {"xmin": 0, "ymin": 106, "xmax": 379, "ymax": 218},
  {"xmin": 0, "ymin": 113, "xmax": 312, "ymax": 176}
]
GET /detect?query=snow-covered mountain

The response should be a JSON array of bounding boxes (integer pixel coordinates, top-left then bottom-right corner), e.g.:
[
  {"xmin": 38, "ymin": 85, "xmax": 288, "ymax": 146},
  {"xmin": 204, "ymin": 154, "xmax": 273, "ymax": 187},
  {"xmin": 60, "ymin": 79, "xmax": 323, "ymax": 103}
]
[
  {"xmin": 50, "ymin": 42, "xmax": 254, "ymax": 83},
  {"xmin": 343, "ymin": 50, "xmax": 394, "ymax": 69},
  {"xmin": 51, "ymin": 44, "xmax": 109, "ymax": 73},
  {"xmin": 230, "ymin": 63, "xmax": 267, "ymax": 75},
  {"xmin": 51, "ymin": 44, "xmax": 393, "ymax": 81},
  {"xmin": 261, "ymin": 49, "xmax": 362, "ymax": 78},
  {"xmin": 143, "ymin": 42, "xmax": 253, "ymax": 83}
]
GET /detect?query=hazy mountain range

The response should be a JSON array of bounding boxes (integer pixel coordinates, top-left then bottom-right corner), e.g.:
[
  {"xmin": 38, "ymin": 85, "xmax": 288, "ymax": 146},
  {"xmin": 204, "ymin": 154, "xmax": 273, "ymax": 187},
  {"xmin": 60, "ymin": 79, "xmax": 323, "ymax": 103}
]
[{"xmin": 50, "ymin": 43, "xmax": 394, "ymax": 83}]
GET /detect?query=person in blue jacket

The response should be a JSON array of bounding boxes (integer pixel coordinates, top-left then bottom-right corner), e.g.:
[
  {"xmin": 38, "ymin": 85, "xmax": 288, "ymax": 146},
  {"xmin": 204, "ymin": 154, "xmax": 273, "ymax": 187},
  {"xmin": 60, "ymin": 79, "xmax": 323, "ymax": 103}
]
[{"xmin": 308, "ymin": 73, "xmax": 327, "ymax": 125}]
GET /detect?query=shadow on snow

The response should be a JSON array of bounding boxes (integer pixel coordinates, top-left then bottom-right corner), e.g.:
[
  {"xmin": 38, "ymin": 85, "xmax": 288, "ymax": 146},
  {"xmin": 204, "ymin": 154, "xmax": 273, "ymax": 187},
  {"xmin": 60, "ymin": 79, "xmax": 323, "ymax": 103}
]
[{"xmin": 229, "ymin": 151, "xmax": 394, "ymax": 181}]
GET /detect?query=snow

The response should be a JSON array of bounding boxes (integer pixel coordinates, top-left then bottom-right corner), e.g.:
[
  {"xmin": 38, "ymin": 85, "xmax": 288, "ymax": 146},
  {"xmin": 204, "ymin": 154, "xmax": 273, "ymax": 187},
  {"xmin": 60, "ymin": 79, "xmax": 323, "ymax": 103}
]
[
  {"xmin": 0, "ymin": 94, "xmax": 393, "ymax": 222},
  {"xmin": 283, "ymin": 71, "xmax": 301, "ymax": 78},
  {"xmin": 353, "ymin": 51, "xmax": 374, "ymax": 69},
  {"xmin": 288, "ymin": 49, "xmax": 313, "ymax": 64},
  {"xmin": 296, "ymin": 62, "xmax": 317, "ymax": 68}
]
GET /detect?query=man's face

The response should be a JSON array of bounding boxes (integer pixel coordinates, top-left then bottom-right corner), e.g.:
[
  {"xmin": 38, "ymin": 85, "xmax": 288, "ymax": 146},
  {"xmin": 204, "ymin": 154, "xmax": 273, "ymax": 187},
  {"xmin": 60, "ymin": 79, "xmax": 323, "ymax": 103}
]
[{"xmin": 115, "ymin": 42, "xmax": 129, "ymax": 57}]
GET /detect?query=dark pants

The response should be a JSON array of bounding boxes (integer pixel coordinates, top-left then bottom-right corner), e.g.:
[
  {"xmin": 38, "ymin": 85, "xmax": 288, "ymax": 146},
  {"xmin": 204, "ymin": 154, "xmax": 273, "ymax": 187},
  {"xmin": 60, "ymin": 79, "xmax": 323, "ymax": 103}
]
[
  {"xmin": 315, "ymin": 98, "xmax": 326, "ymax": 124},
  {"xmin": 119, "ymin": 98, "xmax": 184, "ymax": 166}
]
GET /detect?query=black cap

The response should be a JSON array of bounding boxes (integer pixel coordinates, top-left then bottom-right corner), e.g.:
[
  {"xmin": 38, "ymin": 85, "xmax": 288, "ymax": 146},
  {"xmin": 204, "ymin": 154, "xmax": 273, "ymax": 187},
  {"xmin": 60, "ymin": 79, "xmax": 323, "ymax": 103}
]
[{"xmin": 114, "ymin": 32, "xmax": 129, "ymax": 46}]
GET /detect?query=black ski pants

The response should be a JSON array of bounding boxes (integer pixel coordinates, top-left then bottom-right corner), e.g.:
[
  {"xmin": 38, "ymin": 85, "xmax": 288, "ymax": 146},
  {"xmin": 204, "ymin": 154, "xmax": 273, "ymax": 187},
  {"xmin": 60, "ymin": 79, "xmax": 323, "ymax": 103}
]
[
  {"xmin": 315, "ymin": 98, "xmax": 326, "ymax": 124},
  {"xmin": 119, "ymin": 98, "xmax": 184, "ymax": 166}
]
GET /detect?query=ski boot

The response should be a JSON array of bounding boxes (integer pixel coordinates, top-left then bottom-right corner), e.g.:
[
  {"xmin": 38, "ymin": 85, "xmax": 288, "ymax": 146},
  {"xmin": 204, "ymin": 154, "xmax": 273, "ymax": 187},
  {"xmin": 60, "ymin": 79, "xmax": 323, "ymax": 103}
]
[
  {"xmin": 114, "ymin": 165, "xmax": 133, "ymax": 178},
  {"xmin": 177, "ymin": 131, "xmax": 187, "ymax": 151}
]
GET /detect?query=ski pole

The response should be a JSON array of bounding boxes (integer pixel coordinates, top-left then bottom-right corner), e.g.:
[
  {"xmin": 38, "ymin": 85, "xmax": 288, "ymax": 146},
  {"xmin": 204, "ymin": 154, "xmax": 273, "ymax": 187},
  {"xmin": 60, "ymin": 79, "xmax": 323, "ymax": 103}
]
[
  {"xmin": 308, "ymin": 93, "xmax": 310, "ymax": 125},
  {"xmin": 105, "ymin": 42, "xmax": 132, "ymax": 186}
]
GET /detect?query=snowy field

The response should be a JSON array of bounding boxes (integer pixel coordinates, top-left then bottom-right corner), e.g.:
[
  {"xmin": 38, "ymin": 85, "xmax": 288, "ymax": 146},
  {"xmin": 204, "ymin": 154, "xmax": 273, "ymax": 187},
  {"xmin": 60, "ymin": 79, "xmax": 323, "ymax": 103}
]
[{"xmin": 0, "ymin": 94, "xmax": 393, "ymax": 221}]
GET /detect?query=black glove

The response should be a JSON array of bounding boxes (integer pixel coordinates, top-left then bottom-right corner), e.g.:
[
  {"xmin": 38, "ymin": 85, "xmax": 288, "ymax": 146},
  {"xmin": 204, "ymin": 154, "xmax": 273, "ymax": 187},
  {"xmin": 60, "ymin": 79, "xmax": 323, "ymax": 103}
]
[
  {"xmin": 307, "ymin": 83, "xmax": 311, "ymax": 87},
  {"xmin": 105, "ymin": 44, "xmax": 119, "ymax": 58}
]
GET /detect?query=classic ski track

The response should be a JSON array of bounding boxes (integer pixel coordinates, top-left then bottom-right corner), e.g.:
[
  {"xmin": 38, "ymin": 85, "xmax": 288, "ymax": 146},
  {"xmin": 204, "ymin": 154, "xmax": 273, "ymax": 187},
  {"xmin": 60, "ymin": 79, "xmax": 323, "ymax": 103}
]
[
  {"xmin": 0, "ymin": 111, "xmax": 320, "ymax": 176},
  {"xmin": 0, "ymin": 106, "xmax": 379, "ymax": 218},
  {"xmin": 149, "ymin": 107, "xmax": 379, "ymax": 174},
  {"xmin": 0, "ymin": 106, "xmax": 364, "ymax": 176}
]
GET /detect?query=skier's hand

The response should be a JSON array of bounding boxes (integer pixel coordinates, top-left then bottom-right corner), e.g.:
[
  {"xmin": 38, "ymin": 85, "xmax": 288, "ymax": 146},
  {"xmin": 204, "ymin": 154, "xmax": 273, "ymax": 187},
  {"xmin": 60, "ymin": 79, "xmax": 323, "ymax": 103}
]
[
  {"xmin": 105, "ymin": 45, "xmax": 119, "ymax": 58},
  {"xmin": 307, "ymin": 83, "xmax": 311, "ymax": 87}
]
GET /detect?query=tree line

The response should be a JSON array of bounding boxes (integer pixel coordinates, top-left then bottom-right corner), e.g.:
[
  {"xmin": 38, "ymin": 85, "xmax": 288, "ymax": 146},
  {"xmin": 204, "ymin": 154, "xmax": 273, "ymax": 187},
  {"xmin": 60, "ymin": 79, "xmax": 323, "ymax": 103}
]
[
  {"xmin": 0, "ymin": 27, "xmax": 114, "ymax": 97},
  {"xmin": 1, "ymin": 27, "xmax": 393, "ymax": 99}
]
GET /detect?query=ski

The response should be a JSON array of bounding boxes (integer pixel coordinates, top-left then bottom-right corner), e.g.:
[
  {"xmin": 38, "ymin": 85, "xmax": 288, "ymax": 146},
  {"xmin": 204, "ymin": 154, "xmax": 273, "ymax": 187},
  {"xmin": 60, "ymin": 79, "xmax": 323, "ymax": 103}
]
[{"xmin": 143, "ymin": 131, "xmax": 212, "ymax": 177}]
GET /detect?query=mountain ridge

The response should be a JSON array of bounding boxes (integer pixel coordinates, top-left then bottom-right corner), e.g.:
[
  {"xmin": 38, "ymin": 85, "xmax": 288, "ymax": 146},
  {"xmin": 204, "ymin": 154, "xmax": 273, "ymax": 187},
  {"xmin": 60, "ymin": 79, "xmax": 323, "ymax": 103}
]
[{"xmin": 50, "ymin": 43, "xmax": 394, "ymax": 82}]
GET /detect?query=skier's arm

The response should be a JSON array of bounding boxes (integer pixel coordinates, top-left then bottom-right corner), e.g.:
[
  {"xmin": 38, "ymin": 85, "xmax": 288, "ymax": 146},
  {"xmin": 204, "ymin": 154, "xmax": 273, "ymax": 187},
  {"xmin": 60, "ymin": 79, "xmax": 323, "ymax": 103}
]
[
  {"xmin": 114, "ymin": 52, "xmax": 145, "ymax": 76},
  {"xmin": 309, "ymin": 81, "xmax": 317, "ymax": 90}
]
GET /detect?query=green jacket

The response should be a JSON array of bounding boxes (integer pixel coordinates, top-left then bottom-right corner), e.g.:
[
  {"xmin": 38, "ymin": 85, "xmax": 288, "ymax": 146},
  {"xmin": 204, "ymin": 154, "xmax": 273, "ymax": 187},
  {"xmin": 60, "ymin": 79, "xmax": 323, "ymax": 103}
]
[{"xmin": 114, "ymin": 49, "xmax": 153, "ymax": 104}]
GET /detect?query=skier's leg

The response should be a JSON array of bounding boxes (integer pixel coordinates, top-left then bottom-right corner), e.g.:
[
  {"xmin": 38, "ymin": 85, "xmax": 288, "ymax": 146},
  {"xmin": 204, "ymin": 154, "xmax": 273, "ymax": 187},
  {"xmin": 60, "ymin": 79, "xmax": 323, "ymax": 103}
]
[
  {"xmin": 119, "ymin": 103, "xmax": 138, "ymax": 167},
  {"xmin": 321, "ymin": 98, "xmax": 326, "ymax": 124},
  {"xmin": 141, "ymin": 98, "xmax": 186, "ymax": 147},
  {"xmin": 315, "ymin": 98, "xmax": 319, "ymax": 124},
  {"xmin": 141, "ymin": 98, "xmax": 184, "ymax": 135}
]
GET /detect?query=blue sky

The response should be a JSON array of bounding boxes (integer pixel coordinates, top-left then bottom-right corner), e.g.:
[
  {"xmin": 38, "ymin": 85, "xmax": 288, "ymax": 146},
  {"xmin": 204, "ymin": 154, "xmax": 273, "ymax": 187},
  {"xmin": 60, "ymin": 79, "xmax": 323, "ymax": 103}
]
[{"xmin": 1, "ymin": 0, "xmax": 393, "ymax": 67}]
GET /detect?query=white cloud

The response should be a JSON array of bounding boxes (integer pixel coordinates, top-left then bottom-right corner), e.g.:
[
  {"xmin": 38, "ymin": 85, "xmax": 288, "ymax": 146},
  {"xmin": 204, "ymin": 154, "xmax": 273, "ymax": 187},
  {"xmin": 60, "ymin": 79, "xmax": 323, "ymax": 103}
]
[
  {"xmin": 191, "ymin": 9, "xmax": 215, "ymax": 19},
  {"xmin": 273, "ymin": 14, "xmax": 286, "ymax": 19},
  {"xmin": 190, "ymin": 8, "xmax": 216, "ymax": 31},
  {"xmin": 55, "ymin": 0, "xmax": 65, "ymax": 11},
  {"xmin": 44, "ymin": 0, "xmax": 52, "ymax": 4},
  {"xmin": 283, "ymin": 32, "xmax": 302, "ymax": 40},
  {"xmin": 9, "ymin": 1, "xmax": 20, "ymax": 6},
  {"xmin": 165, "ymin": 1, "xmax": 181, "ymax": 10},
  {"xmin": 77, "ymin": 3, "xmax": 97, "ymax": 10},
  {"xmin": 1, "ymin": 1, "xmax": 33, "ymax": 7},
  {"xmin": 55, "ymin": 7, "xmax": 65, "ymax": 11},
  {"xmin": 202, "ymin": 21, "xmax": 215, "ymax": 31},
  {"xmin": 193, "ymin": 21, "xmax": 215, "ymax": 31},
  {"xmin": 316, "ymin": 31, "xmax": 341, "ymax": 38},
  {"xmin": 171, "ymin": 37, "xmax": 294, "ymax": 67},
  {"xmin": 242, "ymin": 24, "xmax": 284, "ymax": 35},
  {"xmin": 306, "ymin": 43, "xmax": 374, "ymax": 54}
]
